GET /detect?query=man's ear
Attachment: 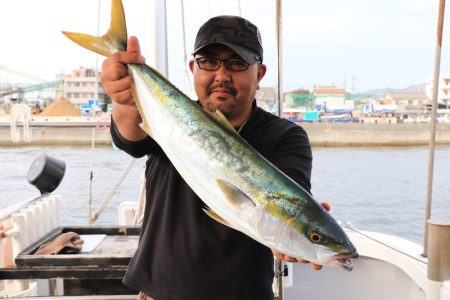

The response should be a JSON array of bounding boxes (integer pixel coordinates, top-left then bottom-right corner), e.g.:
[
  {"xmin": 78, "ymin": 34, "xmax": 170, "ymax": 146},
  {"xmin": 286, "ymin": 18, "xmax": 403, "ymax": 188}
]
[
  {"xmin": 257, "ymin": 64, "xmax": 266, "ymax": 80},
  {"xmin": 189, "ymin": 60, "xmax": 195, "ymax": 73},
  {"xmin": 256, "ymin": 64, "xmax": 267, "ymax": 89}
]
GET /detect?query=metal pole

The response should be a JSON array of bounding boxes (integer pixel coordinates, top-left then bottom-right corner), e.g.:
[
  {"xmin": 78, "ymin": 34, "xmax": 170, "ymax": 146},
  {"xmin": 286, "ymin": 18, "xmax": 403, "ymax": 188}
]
[
  {"xmin": 180, "ymin": 0, "xmax": 193, "ymax": 94},
  {"xmin": 149, "ymin": 0, "xmax": 168, "ymax": 77},
  {"xmin": 275, "ymin": 259, "xmax": 283, "ymax": 300},
  {"xmin": 423, "ymin": 0, "xmax": 446, "ymax": 257},
  {"xmin": 274, "ymin": 3, "xmax": 284, "ymax": 299},
  {"xmin": 275, "ymin": 0, "xmax": 283, "ymax": 118},
  {"xmin": 88, "ymin": 127, "xmax": 95, "ymax": 223},
  {"xmin": 89, "ymin": 158, "xmax": 137, "ymax": 224},
  {"xmin": 94, "ymin": 0, "xmax": 101, "ymax": 103}
]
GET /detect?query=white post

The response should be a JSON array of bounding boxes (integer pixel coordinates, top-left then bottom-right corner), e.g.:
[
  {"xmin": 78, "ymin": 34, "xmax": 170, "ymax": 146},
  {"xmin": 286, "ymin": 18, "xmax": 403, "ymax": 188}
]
[
  {"xmin": 23, "ymin": 209, "xmax": 37, "ymax": 246},
  {"xmin": 427, "ymin": 219, "xmax": 450, "ymax": 281},
  {"xmin": 54, "ymin": 196, "xmax": 61, "ymax": 227},
  {"xmin": 30, "ymin": 204, "xmax": 44, "ymax": 239},
  {"xmin": 148, "ymin": 0, "xmax": 168, "ymax": 77},
  {"xmin": 40, "ymin": 200, "xmax": 51, "ymax": 234},
  {"xmin": 47, "ymin": 196, "xmax": 60, "ymax": 228},
  {"xmin": 11, "ymin": 212, "xmax": 30, "ymax": 291}
]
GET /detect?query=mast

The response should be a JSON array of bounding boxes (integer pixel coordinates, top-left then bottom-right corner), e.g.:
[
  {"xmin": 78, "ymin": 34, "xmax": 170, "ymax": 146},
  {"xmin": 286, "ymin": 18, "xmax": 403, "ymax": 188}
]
[
  {"xmin": 94, "ymin": 0, "xmax": 101, "ymax": 104},
  {"xmin": 274, "ymin": 3, "xmax": 284, "ymax": 300},
  {"xmin": 89, "ymin": 0, "xmax": 101, "ymax": 224},
  {"xmin": 149, "ymin": 0, "xmax": 168, "ymax": 77},
  {"xmin": 423, "ymin": 0, "xmax": 446, "ymax": 257},
  {"xmin": 275, "ymin": 0, "xmax": 283, "ymax": 118}
]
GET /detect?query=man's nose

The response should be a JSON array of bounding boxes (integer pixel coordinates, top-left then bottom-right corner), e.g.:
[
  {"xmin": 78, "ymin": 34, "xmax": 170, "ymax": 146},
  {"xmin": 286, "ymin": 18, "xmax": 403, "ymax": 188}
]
[{"xmin": 214, "ymin": 63, "xmax": 231, "ymax": 81}]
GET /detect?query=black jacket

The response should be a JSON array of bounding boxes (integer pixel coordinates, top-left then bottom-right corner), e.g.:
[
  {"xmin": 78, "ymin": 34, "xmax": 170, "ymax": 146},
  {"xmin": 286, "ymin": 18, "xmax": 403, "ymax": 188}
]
[{"xmin": 111, "ymin": 101, "xmax": 312, "ymax": 300}]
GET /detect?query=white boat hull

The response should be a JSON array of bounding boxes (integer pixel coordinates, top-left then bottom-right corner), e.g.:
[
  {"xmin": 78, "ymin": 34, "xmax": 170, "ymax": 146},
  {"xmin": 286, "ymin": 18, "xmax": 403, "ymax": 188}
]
[
  {"xmin": 283, "ymin": 229, "xmax": 449, "ymax": 300},
  {"xmin": 2, "ymin": 197, "xmax": 449, "ymax": 299}
]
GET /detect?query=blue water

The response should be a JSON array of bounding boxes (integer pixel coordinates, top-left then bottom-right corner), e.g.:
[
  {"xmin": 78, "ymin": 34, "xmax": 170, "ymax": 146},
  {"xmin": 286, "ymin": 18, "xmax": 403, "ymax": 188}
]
[
  {"xmin": 310, "ymin": 146, "xmax": 450, "ymax": 243},
  {"xmin": 1, "ymin": 145, "xmax": 449, "ymax": 244}
]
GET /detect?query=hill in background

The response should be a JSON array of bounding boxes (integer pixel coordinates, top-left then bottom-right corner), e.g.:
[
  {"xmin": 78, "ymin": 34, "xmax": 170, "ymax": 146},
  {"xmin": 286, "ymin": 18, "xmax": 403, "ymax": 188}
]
[{"xmin": 363, "ymin": 83, "xmax": 425, "ymax": 98}]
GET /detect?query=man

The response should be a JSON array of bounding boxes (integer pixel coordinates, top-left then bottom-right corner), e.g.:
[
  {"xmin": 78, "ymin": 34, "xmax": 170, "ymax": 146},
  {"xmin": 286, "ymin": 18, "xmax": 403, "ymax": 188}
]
[{"xmin": 101, "ymin": 15, "xmax": 324, "ymax": 300}]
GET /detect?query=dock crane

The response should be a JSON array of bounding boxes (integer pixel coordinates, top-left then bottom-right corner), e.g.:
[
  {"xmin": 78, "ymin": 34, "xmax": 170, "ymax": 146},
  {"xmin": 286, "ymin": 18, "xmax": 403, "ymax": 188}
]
[
  {"xmin": 0, "ymin": 64, "xmax": 48, "ymax": 83},
  {"xmin": 0, "ymin": 65, "xmax": 62, "ymax": 101},
  {"xmin": 0, "ymin": 80, "xmax": 63, "ymax": 99}
]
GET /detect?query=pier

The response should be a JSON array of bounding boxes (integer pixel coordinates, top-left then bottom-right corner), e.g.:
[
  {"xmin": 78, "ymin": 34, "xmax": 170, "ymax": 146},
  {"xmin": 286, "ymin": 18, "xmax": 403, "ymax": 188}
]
[{"xmin": 1, "ymin": 119, "xmax": 450, "ymax": 147}]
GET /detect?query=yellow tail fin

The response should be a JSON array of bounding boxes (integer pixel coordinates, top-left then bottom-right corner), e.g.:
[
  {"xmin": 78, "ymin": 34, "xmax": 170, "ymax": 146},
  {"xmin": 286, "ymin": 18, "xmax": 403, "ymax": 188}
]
[{"xmin": 62, "ymin": 0, "xmax": 128, "ymax": 57}]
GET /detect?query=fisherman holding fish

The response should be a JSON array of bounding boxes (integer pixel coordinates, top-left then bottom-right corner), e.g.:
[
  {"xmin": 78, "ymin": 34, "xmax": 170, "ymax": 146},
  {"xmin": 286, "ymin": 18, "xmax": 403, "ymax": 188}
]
[{"xmin": 85, "ymin": 6, "xmax": 355, "ymax": 299}]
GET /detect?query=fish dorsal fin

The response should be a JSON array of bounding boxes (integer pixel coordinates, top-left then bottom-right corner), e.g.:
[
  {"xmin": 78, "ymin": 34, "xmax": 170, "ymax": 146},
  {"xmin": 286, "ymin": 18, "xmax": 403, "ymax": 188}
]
[
  {"xmin": 202, "ymin": 208, "xmax": 235, "ymax": 229},
  {"xmin": 204, "ymin": 109, "xmax": 238, "ymax": 135},
  {"xmin": 216, "ymin": 179, "xmax": 257, "ymax": 208}
]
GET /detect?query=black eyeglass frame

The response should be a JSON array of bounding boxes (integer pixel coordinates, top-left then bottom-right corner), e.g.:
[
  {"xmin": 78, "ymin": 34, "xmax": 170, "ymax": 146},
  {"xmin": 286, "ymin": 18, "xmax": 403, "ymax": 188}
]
[{"xmin": 194, "ymin": 56, "xmax": 254, "ymax": 72}]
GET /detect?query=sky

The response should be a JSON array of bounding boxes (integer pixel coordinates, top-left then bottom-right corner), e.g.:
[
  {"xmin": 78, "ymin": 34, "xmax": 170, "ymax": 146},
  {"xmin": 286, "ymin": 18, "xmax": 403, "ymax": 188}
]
[{"xmin": 0, "ymin": 0, "xmax": 448, "ymax": 94}]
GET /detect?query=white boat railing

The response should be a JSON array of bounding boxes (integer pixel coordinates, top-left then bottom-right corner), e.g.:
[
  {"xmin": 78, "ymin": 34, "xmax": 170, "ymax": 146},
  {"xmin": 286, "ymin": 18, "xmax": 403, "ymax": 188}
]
[{"xmin": 0, "ymin": 194, "xmax": 60, "ymax": 297}]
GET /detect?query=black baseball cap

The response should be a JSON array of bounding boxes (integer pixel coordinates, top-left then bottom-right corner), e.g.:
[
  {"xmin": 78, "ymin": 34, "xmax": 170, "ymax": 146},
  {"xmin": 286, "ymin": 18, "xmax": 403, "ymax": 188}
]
[{"xmin": 192, "ymin": 15, "xmax": 263, "ymax": 64}]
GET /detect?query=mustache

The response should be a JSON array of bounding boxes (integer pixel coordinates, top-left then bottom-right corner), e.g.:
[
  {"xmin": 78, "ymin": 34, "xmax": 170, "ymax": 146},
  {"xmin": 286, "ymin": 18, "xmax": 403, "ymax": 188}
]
[{"xmin": 206, "ymin": 83, "xmax": 237, "ymax": 96}]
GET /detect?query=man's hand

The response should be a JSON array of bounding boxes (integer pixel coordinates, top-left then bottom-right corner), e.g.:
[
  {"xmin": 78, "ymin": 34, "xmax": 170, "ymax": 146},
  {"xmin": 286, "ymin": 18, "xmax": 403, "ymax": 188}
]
[
  {"xmin": 100, "ymin": 36, "xmax": 145, "ymax": 105},
  {"xmin": 35, "ymin": 231, "xmax": 84, "ymax": 255},
  {"xmin": 101, "ymin": 36, "xmax": 148, "ymax": 141},
  {"xmin": 271, "ymin": 201, "xmax": 331, "ymax": 270}
]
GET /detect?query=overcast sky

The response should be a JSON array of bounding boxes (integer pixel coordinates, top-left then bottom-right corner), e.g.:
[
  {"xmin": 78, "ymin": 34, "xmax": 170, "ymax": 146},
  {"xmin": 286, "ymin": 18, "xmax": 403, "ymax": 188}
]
[{"xmin": 0, "ymin": 0, "xmax": 448, "ymax": 94}]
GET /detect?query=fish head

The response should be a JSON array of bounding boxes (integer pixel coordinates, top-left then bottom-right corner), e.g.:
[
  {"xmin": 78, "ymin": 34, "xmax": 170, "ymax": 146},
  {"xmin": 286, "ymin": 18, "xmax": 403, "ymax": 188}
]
[{"xmin": 297, "ymin": 203, "xmax": 359, "ymax": 270}]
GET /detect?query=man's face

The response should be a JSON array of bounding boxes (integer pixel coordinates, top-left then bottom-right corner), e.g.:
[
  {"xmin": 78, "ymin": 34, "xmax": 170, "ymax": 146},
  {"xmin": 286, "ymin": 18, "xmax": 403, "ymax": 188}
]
[{"xmin": 189, "ymin": 44, "xmax": 266, "ymax": 126}]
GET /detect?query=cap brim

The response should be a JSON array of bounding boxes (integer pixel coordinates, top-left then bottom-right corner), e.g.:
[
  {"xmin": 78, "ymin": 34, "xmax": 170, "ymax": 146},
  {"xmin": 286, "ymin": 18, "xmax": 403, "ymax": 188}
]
[{"xmin": 193, "ymin": 42, "xmax": 261, "ymax": 64}]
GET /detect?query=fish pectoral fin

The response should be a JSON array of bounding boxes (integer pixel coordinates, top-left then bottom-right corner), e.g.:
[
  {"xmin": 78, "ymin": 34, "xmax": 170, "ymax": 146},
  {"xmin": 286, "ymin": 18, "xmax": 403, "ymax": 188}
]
[
  {"xmin": 202, "ymin": 208, "xmax": 234, "ymax": 229},
  {"xmin": 216, "ymin": 179, "xmax": 257, "ymax": 208},
  {"xmin": 204, "ymin": 109, "xmax": 238, "ymax": 135}
]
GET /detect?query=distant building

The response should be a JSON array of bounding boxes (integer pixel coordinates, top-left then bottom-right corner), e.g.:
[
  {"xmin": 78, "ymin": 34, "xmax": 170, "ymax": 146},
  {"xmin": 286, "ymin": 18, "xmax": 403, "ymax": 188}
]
[
  {"xmin": 281, "ymin": 89, "xmax": 316, "ymax": 121},
  {"xmin": 350, "ymin": 95, "xmax": 380, "ymax": 113},
  {"xmin": 284, "ymin": 89, "xmax": 314, "ymax": 110},
  {"xmin": 56, "ymin": 67, "xmax": 106, "ymax": 107},
  {"xmin": 312, "ymin": 85, "xmax": 353, "ymax": 112},
  {"xmin": 425, "ymin": 75, "xmax": 450, "ymax": 107},
  {"xmin": 256, "ymin": 87, "xmax": 275, "ymax": 112},
  {"xmin": 383, "ymin": 92, "xmax": 428, "ymax": 113}
]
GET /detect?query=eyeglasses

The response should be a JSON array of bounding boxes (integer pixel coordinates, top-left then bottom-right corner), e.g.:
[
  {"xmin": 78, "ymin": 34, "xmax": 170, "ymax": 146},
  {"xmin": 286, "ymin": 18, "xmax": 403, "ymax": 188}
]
[{"xmin": 194, "ymin": 57, "xmax": 251, "ymax": 71}]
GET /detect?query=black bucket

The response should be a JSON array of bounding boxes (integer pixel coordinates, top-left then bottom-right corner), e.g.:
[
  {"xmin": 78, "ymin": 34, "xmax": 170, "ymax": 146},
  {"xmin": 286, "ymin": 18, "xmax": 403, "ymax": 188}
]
[{"xmin": 27, "ymin": 155, "xmax": 66, "ymax": 194}]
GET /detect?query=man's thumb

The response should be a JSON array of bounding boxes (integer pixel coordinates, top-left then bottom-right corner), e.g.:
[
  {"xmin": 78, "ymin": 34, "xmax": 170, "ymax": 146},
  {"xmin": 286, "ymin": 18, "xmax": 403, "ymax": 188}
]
[{"xmin": 127, "ymin": 36, "xmax": 141, "ymax": 54}]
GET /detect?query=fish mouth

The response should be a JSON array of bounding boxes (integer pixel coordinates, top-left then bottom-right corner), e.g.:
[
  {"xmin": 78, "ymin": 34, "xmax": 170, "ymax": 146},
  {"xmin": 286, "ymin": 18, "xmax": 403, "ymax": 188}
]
[
  {"xmin": 333, "ymin": 252, "xmax": 359, "ymax": 271},
  {"xmin": 336, "ymin": 257, "xmax": 354, "ymax": 271}
]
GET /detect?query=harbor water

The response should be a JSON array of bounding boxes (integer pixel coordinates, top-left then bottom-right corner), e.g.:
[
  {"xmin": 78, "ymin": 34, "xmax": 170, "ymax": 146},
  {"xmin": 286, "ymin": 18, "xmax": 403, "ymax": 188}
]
[{"xmin": 1, "ymin": 144, "xmax": 449, "ymax": 244}]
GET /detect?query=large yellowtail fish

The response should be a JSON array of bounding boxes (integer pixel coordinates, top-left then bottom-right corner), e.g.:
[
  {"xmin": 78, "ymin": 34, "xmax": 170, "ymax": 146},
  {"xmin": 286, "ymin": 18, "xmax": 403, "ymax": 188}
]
[{"xmin": 63, "ymin": 0, "xmax": 358, "ymax": 269}]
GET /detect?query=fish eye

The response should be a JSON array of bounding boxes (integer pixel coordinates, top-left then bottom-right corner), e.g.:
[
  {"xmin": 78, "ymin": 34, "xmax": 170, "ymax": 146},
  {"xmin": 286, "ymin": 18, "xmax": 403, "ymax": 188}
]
[{"xmin": 308, "ymin": 232, "xmax": 323, "ymax": 244}]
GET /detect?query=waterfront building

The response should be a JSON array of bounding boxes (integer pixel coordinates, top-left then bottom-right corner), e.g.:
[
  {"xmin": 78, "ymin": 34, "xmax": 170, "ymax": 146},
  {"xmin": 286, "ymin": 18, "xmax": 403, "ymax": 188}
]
[
  {"xmin": 312, "ymin": 85, "xmax": 354, "ymax": 113},
  {"xmin": 255, "ymin": 87, "xmax": 275, "ymax": 112},
  {"xmin": 425, "ymin": 75, "xmax": 450, "ymax": 107},
  {"xmin": 350, "ymin": 95, "xmax": 380, "ymax": 113},
  {"xmin": 284, "ymin": 89, "xmax": 314, "ymax": 110},
  {"xmin": 282, "ymin": 89, "xmax": 316, "ymax": 121},
  {"xmin": 55, "ymin": 67, "xmax": 107, "ymax": 108},
  {"xmin": 383, "ymin": 92, "xmax": 428, "ymax": 113}
]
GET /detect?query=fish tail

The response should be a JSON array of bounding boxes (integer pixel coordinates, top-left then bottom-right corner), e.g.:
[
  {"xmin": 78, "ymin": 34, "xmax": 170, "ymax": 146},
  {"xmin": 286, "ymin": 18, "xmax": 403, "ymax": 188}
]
[{"xmin": 62, "ymin": 0, "xmax": 128, "ymax": 56}]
